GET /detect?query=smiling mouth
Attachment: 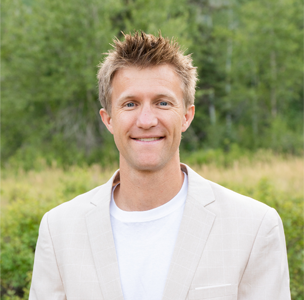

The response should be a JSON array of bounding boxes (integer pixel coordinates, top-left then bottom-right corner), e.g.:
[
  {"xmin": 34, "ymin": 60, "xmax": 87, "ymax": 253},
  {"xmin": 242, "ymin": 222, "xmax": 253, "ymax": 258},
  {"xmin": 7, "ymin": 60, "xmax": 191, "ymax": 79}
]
[{"xmin": 132, "ymin": 137, "xmax": 164, "ymax": 142}]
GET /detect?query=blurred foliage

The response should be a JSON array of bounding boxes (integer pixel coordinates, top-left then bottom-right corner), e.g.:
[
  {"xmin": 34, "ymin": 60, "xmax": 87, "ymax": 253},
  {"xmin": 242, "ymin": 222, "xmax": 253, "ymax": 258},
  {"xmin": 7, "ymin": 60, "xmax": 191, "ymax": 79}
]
[
  {"xmin": 1, "ymin": 0, "xmax": 303, "ymax": 297},
  {"xmin": 182, "ymin": 143, "xmax": 249, "ymax": 167},
  {"xmin": 1, "ymin": 158, "xmax": 303, "ymax": 299},
  {"xmin": 234, "ymin": 179, "xmax": 303, "ymax": 300},
  {"xmin": 1, "ymin": 0, "xmax": 303, "ymax": 169},
  {"xmin": 1, "ymin": 166, "xmax": 112, "ymax": 299}
]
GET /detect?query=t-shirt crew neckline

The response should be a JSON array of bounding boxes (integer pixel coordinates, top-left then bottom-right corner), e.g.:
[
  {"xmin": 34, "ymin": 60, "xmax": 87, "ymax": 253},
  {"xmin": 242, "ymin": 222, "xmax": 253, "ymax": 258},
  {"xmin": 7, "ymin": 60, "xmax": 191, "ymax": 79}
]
[{"xmin": 110, "ymin": 172, "xmax": 188, "ymax": 223}]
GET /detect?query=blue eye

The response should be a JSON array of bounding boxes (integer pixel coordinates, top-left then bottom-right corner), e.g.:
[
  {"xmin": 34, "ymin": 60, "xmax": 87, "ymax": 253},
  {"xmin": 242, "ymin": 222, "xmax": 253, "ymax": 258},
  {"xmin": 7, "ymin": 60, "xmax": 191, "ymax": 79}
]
[
  {"xmin": 159, "ymin": 101, "xmax": 168, "ymax": 106},
  {"xmin": 126, "ymin": 102, "xmax": 135, "ymax": 108}
]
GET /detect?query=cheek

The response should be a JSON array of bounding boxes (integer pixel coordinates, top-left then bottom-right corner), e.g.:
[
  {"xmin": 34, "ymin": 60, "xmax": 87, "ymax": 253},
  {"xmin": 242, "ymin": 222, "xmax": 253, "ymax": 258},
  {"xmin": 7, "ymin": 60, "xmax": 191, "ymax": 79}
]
[
  {"xmin": 161, "ymin": 110, "xmax": 184, "ymax": 128},
  {"xmin": 112, "ymin": 115, "xmax": 133, "ymax": 138},
  {"xmin": 165, "ymin": 118, "xmax": 184, "ymax": 139},
  {"xmin": 173, "ymin": 116, "xmax": 185, "ymax": 133}
]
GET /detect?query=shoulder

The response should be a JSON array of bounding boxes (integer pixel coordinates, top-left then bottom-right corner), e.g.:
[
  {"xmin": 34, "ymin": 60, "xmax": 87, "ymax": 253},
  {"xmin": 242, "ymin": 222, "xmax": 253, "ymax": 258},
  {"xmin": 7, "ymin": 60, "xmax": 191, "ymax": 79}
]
[
  {"xmin": 43, "ymin": 170, "xmax": 117, "ymax": 225},
  {"xmin": 47, "ymin": 184, "xmax": 105, "ymax": 217},
  {"xmin": 47, "ymin": 169, "xmax": 119, "ymax": 215},
  {"xmin": 187, "ymin": 167, "xmax": 284, "ymax": 253},
  {"xmin": 38, "ymin": 179, "xmax": 113, "ymax": 238},
  {"xmin": 208, "ymin": 180, "xmax": 280, "ymax": 225},
  {"xmin": 185, "ymin": 164, "xmax": 280, "ymax": 226}
]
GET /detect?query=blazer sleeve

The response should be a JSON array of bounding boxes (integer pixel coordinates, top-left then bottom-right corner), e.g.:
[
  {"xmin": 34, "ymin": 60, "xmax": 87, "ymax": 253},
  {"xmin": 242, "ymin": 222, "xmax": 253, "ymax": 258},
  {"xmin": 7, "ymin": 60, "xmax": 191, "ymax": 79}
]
[
  {"xmin": 238, "ymin": 208, "xmax": 291, "ymax": 300},
  {"xmin": 29, "ymin": 212, "xmax": 66, "ymax": 300}
]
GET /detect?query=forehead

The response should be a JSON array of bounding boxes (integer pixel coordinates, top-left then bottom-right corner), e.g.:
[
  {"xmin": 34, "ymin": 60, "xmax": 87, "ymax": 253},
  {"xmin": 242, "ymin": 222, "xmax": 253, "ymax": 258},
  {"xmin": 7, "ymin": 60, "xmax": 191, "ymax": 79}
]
[{"xmin": 111, "ymin": 64, "xmax": 184, "ymax": 102}]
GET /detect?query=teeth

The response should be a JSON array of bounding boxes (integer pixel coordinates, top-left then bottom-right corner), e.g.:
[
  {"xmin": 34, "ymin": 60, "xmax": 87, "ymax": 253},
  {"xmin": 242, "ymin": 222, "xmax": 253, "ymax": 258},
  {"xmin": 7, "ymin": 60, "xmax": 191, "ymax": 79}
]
[{"xmin": 137, "ymin": 137, "xmax": 162, "ymax": 142}]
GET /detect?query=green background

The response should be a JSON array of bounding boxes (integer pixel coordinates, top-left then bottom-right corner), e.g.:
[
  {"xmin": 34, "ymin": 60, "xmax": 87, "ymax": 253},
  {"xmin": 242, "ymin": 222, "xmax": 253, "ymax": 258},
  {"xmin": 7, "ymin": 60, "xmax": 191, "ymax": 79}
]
[
  {"xmin": 1, "ymin": 0, "xmax": 303, "ymax": 299},
  {"xmin": 2, "ymin": 0, "xmax": 303, "ymax": 168}
]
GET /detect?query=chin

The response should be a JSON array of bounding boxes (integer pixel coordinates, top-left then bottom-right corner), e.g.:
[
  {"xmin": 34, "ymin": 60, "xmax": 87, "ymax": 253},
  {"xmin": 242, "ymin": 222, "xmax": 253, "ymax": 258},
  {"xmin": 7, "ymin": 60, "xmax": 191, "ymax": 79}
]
[
  {"xmin": 130, "ymin": 156, "xmax": 167, "ymax": 172},
  {"xmin": 120, "ymin": 151, "xmax": 178, "ymax": 172},
  {"xmin": 133, "ymin": 162, "xmax": 164, "ymax": 172}
]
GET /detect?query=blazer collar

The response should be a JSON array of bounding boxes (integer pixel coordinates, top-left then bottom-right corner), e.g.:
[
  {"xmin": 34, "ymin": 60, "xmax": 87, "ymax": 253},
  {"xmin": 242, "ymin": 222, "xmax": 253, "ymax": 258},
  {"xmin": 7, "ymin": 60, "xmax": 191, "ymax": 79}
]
[
  {"xmin": 85, "ymin": 169, "xmax": 124, "ymax": 300},
  {"xmin": 89, "ymin": 164, "xmax": 215, "ymax": 208},
  {"xmin": 85, "ymin": 164, "xmax": 216, "ymax": 300},
  {"xmin": 89, "ymin": 169, "xmax": 120, "ymax": 207},
  {"xmin": 162, "ymin": 164, "xmax": 216, "ymax": 300},
  {"xmin": 181, "ymin": 163, "xmax": 215, "ymax": 207}
]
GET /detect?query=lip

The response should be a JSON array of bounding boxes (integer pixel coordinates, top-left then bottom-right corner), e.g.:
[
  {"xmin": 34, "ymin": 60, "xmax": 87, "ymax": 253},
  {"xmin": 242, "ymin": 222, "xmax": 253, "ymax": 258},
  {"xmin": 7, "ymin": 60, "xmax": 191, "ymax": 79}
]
[{"xmin": 131, "ymin": 137, "xmax": 164, "ymax": 142}]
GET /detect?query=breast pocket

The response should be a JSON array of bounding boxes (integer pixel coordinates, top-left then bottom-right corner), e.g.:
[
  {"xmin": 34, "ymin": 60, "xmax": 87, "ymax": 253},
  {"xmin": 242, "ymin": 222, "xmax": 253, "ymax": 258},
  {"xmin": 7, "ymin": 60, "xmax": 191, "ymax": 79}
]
[{"xmin": 188, "ymin": 284, "xmax": 237, "ymax": 300}]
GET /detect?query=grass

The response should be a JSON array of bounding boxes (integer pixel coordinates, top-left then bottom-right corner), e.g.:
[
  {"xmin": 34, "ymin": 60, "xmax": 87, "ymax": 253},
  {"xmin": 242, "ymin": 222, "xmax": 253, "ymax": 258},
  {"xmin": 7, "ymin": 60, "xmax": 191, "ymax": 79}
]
[
  {"xmin": 1, "ymin": 154, "xmax": 303, "ymax": 299},
  {"xmin": 1, "ymin": 165, "xmax": 116, "ymax": 208},
  {"xmin": 191, "ymin": 155, "xmax": 303, "ymax": 197},
  {"xmin": 1, "ymin": 154, "xmax": 303, "ymax": 208}
]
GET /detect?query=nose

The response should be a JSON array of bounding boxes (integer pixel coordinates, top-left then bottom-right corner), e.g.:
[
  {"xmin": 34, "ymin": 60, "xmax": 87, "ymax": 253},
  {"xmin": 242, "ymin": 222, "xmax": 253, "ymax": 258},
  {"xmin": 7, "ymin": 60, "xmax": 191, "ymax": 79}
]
[{"xmin": 136, "ymin": 104, "xmax": 158, "ymax": 129}]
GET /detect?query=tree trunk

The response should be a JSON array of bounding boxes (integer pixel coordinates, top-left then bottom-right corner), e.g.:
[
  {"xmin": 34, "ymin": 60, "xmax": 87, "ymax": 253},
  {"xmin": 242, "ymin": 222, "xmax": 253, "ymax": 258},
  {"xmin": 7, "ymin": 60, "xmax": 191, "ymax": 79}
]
[
  {"xmin": 270, "ymin": 50, "xmax": 277, "ymax": 118},
  {"xmin": 225, "ymin": 7, "xmax": 234, "ymax": 135},
  {"xmin": 209, "ymin": 89, "xmax": 216, "ymax": 125}
]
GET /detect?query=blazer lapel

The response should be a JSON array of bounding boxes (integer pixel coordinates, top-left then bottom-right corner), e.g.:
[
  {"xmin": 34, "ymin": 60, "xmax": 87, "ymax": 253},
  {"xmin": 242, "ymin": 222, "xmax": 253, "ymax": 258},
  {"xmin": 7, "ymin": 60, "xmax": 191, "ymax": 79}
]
[
  {"xmin": 162, "ymin": 165, "xmax": 216, "ymax": 300},
  {"xmin": 85, "ymin": 171, "xmax": 124, "ymax": 300}
]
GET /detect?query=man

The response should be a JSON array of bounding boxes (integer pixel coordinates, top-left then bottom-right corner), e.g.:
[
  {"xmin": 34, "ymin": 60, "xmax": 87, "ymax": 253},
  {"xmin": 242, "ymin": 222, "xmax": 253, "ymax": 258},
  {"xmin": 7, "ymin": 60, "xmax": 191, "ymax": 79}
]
[{"xmin": 29, "ymin": 32, "xmax": 290, "ymax": 300}]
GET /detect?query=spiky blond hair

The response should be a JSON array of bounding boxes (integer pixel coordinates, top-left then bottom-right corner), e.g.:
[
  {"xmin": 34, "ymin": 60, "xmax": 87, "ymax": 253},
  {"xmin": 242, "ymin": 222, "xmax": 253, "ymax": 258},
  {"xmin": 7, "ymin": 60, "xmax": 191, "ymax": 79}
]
[{"xmin": 97, "ymin": 31, "xmax": 197, "ymax": 114}]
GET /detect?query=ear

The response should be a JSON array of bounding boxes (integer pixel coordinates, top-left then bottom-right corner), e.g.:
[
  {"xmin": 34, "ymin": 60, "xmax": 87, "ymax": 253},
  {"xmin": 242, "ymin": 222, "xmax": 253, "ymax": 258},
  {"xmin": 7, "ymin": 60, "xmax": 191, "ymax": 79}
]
[
  {"xmin": 181, "ymin": 105, "xmax": 195, "ymax": 132},
  {"xmin": 99, "ymin": 109, "xmax": 114, "ymax": 134}
]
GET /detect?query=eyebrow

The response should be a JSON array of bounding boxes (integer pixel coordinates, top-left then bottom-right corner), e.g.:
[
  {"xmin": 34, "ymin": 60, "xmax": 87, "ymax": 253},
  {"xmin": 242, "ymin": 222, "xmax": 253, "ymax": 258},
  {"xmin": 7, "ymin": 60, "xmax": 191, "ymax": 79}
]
[
  {"xmin": 154, "ymin": 93, "xmax": 177, "ymax": 101},
  {"xmin": 116, "ymin": 92, "xmax": 178, "ymax": 104}
]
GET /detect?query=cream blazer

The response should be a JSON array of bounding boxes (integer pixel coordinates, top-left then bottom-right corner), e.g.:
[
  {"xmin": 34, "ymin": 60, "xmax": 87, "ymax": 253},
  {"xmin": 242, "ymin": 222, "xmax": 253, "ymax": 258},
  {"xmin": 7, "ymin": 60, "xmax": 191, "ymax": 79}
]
[{"xmin": 29, "ymin": 165, "xmax": 291, "ymax": 300}]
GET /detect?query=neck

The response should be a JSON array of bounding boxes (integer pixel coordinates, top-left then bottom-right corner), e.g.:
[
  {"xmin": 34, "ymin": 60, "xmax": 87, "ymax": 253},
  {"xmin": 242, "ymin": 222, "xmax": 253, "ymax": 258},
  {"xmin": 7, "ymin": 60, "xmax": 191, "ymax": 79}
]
[{"xmin": 114, "ymin": 158, "xmax": 184, "ymax": 211}]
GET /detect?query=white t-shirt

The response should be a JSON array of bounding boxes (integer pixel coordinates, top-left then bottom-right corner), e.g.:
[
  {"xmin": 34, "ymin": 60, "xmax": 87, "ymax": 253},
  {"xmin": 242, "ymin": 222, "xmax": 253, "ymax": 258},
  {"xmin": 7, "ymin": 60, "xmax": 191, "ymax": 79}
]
[{"xmin": 110, "ymin": 173, "xmax": 188, "ymax": 300}]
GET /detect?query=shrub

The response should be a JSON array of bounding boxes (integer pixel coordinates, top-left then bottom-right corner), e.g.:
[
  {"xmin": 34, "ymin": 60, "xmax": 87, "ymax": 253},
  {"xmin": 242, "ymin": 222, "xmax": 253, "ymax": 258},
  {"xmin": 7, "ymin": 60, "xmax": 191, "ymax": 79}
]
[
  {"xmin": 1, "ymin": 166, "xmax": 303, "ymax": 299},
  {"xmin": 223, "ymin": 178, "xmax": 304, "ymax": 300},
  {"xmin": 181, "ymin": 144, "xmax": 253, "ymax": 167},
  {"xmin": 1, "ymin": 196, "xmax": 61, "ymax": 299}
]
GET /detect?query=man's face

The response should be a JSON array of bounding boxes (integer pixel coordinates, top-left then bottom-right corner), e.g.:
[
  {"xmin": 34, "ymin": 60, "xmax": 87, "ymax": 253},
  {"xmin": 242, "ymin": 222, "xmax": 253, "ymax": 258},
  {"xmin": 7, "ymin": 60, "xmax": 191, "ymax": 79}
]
[{"xmin": 100, "ymin": 64, "xmax": 194, "ymax": 172}]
